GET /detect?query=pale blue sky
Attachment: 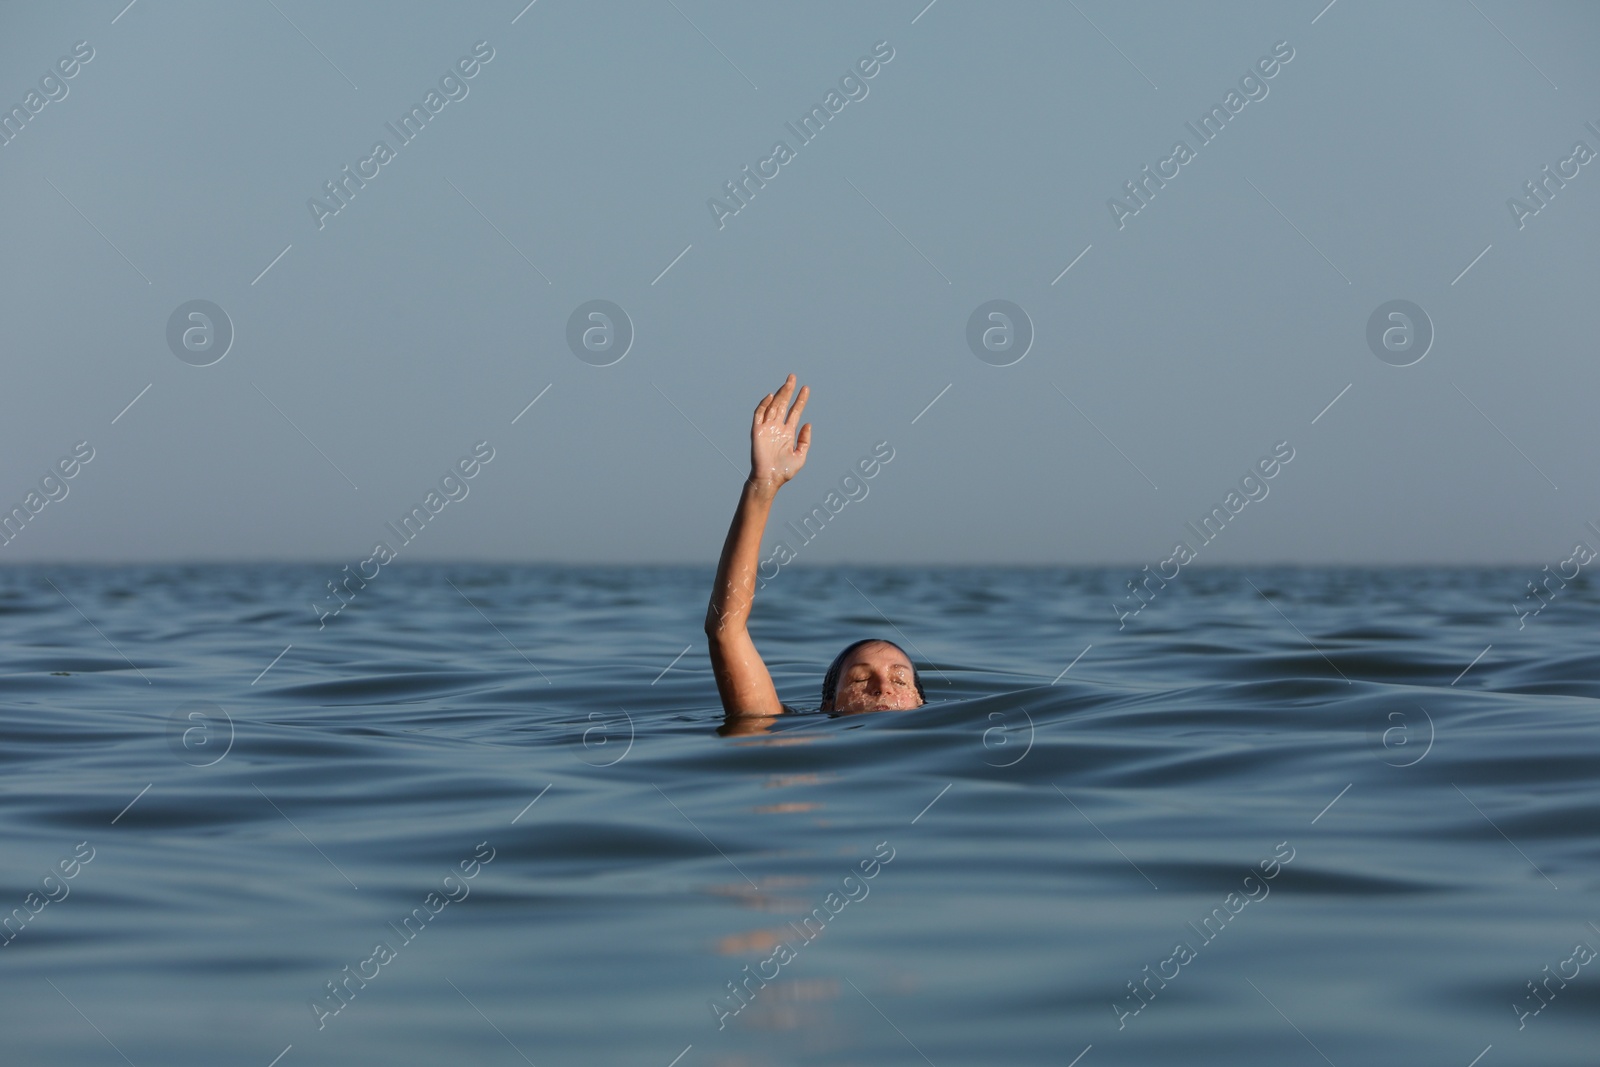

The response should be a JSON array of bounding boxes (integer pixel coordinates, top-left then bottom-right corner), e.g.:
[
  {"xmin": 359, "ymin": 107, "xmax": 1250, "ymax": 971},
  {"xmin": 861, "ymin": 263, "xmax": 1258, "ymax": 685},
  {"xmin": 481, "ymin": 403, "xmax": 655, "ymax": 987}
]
[{"xmin": 2, "ymin": 0, "xmax": 1597, "ymax": 564}]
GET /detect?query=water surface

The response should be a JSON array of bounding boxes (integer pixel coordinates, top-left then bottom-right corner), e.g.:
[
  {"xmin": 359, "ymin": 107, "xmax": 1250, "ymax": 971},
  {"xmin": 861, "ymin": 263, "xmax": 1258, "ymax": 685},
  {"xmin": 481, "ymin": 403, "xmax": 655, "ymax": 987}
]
[{"xmin": 2, "ymin": 564, "xmax": 1596, "ymax": 1065}]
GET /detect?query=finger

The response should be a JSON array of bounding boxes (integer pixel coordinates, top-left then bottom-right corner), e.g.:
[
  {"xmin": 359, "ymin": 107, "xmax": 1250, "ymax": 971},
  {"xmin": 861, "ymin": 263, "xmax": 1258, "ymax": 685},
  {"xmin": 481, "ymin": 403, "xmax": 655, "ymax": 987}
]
[
  {"xmin": 754, "ymin": 392, "xmax": 775, "ymax": 422},
  {"xmin": 774, "ymin": 374, "xmax": 796, "ymax": 412},
  {"xmin": 785, "ymin": 384, "xmax": 809, "ymax": 427},
  {"xmin": 795, "ymin": 421, "xmax": 812, "ymax": 456}
]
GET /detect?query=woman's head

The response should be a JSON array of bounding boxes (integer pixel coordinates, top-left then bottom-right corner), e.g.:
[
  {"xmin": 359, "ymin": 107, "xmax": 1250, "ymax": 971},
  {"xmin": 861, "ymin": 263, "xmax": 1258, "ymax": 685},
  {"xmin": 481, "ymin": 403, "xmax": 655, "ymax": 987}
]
[{"xmin": 821, "ymin": 639, "xmax": 925, "ymax": 713}]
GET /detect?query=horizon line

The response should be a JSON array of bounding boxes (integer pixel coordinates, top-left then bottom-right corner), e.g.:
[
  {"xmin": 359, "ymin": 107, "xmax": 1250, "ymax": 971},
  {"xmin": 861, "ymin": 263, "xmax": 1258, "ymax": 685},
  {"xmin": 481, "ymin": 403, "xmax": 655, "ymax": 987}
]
[{"xmin": 0, "ymin": 558, "xmax": 1569, "ymax": 569}]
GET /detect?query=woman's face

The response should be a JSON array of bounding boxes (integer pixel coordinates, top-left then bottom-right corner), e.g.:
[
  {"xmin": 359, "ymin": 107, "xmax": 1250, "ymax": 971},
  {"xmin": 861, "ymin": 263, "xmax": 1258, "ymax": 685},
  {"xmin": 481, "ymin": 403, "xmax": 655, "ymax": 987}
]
[{"xmin": 828, "ymin": 642, "xmax": 922, "ymax": 713}]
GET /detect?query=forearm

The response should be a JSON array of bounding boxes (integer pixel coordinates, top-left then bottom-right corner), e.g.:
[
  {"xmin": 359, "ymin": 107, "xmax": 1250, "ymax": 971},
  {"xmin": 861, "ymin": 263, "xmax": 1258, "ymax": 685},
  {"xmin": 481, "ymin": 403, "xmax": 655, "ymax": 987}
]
[{"xmin": 705, "ymin": 476, "xmax": 776, "ymax": 636}]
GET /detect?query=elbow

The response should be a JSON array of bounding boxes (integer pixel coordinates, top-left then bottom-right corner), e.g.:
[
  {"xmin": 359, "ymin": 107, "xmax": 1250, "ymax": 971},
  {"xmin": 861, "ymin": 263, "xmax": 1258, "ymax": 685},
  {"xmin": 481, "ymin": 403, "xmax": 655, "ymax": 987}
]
[
  {"xmin": 704, "ymin": 616, "xmax": 738, "ymax": 643},
  {"xmin": 704, "ymin": 599, "xmax": 742, "ymax": 638},
  {"xmin": 703, "ymin": 612, "xmax": 749, "ymax": 649}
]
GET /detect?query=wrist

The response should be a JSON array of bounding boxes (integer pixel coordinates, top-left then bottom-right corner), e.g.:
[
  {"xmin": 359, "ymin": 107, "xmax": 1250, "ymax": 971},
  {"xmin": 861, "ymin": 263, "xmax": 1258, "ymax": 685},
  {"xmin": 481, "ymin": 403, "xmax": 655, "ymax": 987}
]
[{"xmin": 745, "ymin": 474, "xmax": 780, "ymax": 501}]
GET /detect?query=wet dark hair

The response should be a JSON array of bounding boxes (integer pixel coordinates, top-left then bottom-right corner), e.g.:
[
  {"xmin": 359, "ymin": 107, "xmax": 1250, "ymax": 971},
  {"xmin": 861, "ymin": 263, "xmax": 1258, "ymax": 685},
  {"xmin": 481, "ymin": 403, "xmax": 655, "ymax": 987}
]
[{"xmin": 821, "ymin": 638, "xmax": 926, "ymax": 709}]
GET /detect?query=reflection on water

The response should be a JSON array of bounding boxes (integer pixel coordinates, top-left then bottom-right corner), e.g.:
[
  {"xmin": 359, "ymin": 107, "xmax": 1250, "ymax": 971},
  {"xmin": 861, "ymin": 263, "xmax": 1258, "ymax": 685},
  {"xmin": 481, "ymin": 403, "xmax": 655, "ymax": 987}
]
[{"xmin": 0, "ymin": 564, "xmax": 1596, "ymax": 1064}]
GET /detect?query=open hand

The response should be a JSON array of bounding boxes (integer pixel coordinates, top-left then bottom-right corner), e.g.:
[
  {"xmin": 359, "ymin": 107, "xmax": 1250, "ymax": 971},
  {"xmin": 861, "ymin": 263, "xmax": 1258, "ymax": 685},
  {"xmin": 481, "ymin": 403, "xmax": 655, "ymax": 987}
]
[{"xmin": 750, "ymin": 374, "xmax": 811, "ymax": 492}]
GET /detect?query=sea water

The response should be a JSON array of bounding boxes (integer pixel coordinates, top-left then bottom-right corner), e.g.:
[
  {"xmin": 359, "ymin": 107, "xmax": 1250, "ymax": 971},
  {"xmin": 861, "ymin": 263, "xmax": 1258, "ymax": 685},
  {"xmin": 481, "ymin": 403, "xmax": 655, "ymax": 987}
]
[{"xmin": 1, "ymin": 564, "xmax": 1595, "ymax": 1065}]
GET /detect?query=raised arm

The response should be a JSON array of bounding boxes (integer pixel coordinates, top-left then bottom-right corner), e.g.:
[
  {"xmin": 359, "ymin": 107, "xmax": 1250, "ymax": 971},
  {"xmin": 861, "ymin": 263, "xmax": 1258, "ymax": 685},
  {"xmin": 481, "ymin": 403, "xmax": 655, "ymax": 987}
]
[{"xmin": 704, "ymin": 374, "xmax": 811, "ymax": 718}]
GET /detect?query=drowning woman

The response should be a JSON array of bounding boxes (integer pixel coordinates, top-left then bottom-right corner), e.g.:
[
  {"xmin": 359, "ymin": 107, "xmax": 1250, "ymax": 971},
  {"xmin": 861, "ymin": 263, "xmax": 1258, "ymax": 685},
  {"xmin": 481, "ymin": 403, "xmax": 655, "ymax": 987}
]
[{"xmin": 704, "ymin": 374, "xmax": 926, "ymax": 729}]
